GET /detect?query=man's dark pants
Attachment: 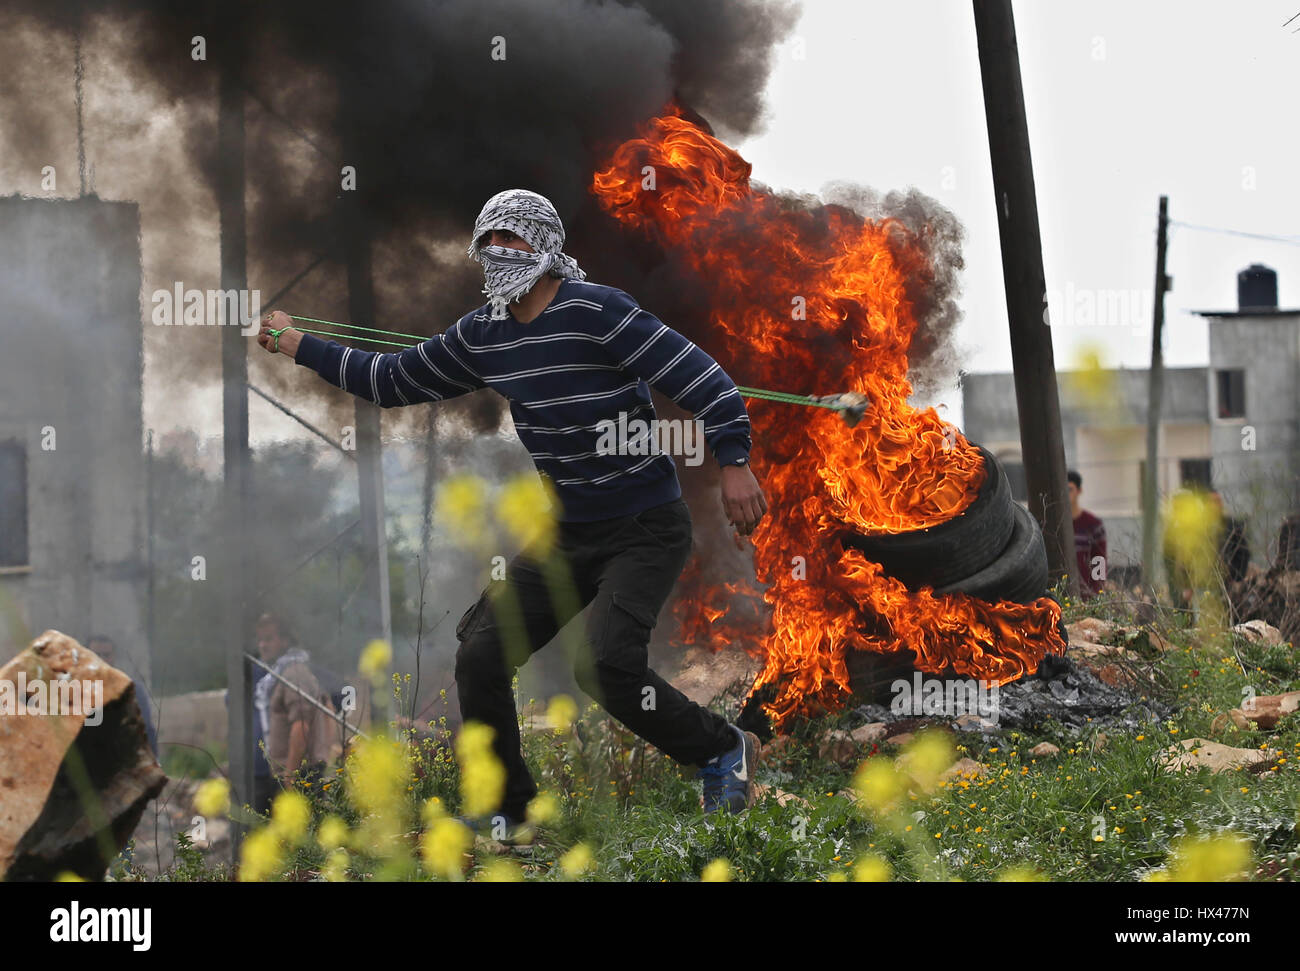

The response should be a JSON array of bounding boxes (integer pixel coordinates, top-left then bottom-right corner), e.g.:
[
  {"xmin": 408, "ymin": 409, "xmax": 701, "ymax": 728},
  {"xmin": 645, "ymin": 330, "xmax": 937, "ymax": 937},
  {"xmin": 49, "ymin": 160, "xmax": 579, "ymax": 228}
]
[{"xmin": 454, "ymin": 497, "xmax": 736, "ymax": 819}]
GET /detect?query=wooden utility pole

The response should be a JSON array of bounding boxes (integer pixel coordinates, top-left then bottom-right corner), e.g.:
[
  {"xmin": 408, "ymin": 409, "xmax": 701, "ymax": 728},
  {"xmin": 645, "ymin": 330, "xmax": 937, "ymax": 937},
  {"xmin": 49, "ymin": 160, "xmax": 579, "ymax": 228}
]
[
  {"xmin": 1141, "ymin": 196, "xmax": 1170, "ymax": 589},
  {"xmin": 341, "ymin": 96, "xmax": 392, "ymax": 653},
  {"xmin": 973, "ymin": 0, "xmax": 1078, "ymax": 592},
  {"xmin": 218, "ymin": 26, "xmax": 253, "ymax": 855}
]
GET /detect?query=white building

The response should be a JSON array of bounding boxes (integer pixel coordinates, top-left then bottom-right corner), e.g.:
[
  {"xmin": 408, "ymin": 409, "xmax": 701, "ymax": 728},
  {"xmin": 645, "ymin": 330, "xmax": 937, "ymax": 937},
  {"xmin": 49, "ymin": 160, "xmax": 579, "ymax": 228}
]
[{"xmin": 961, "ymin": 265, "xmax": 1299, "ymax": 580}]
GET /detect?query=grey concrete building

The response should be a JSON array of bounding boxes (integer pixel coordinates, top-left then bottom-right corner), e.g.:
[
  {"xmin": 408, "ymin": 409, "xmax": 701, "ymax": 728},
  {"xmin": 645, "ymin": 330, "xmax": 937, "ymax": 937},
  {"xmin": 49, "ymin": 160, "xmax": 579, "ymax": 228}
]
[
  {"xmin": 961, "ymin": 265, "xmax": 1300, "ymax": 579},
  {"xmin": 0, "ymin": 196, "xmax": 148, "ymax": 675}
]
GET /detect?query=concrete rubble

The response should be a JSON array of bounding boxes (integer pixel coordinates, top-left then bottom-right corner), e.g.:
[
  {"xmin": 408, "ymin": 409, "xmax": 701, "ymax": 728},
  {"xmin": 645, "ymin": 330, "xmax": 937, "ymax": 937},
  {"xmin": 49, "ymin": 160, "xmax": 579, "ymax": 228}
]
[{"xmin": 0, "ymin": 630, "xmax": 166, "ymax": 880}]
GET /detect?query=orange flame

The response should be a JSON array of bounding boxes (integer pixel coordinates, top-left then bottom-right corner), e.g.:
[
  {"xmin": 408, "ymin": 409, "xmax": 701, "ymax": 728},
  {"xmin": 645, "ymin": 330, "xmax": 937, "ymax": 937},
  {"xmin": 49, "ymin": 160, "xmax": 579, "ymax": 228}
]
[{"xmin": 593, "ymin": 109, "xmax": 1065, "ymax": 727}]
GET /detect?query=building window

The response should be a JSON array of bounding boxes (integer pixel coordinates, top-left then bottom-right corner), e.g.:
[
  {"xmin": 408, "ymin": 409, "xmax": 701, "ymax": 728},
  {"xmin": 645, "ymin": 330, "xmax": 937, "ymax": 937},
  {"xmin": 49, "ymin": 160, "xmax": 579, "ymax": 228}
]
[
  {"xmin": 0, "ymin": 441, "xmax": 28, "ymax": 568},
  {"xmin": 1216, "ymin": 369, "xmax": 1246, "ymax": 419},
  {"xmin": 1179, "ymin": 458, "xmax": 1212, "ymax": 490}
]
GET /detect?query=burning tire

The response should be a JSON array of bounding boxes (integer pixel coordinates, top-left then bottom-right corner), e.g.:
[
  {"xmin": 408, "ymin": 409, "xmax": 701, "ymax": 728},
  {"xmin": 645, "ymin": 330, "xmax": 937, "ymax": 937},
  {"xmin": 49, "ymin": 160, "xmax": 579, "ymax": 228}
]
[
  {"xmin": 935, "ymin": 501, "xmax": 1049, "ymax": 604},
  {"xmin": 840, "ymin": 445, "xmax": 1014, "ymax": 591}
]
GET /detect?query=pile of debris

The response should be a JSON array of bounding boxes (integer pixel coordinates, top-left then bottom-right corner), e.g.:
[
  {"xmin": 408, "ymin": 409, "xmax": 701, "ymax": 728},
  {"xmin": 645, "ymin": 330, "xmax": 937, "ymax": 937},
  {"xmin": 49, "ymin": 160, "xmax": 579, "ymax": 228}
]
[
  {"xmin": 848, "ymin": 651, "xmax": 1170, "ymax": 739},
  {"xmin": 1229, "ymin": 568, "xmax": 1300, "ymax": 644}
]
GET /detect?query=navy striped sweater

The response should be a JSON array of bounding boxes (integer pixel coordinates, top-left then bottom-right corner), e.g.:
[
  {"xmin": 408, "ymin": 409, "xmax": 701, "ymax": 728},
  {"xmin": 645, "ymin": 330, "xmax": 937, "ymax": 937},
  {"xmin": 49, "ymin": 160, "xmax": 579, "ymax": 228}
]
[{"xmin": 294, "ymin": 279, "xmax": 752, "ymax": 522}]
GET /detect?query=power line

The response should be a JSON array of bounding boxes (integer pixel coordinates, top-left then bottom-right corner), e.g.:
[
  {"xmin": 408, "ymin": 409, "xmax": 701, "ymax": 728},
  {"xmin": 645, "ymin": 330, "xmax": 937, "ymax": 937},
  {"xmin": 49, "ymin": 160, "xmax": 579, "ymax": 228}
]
[
  {"xmin": 1170, "ymin": 220, "xmax": 1300, "ymax": 247},
  {"xmin": 241, "ymin": 80, "xmax": 339, "ymax": 166}
]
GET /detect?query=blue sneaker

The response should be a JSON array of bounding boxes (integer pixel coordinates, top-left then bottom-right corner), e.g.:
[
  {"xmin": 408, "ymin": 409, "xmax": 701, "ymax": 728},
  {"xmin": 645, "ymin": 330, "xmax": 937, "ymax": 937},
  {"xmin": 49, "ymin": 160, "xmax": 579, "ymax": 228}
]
[{"xmin": 698, "ymin": 725, "xmax": 760, "ymax": 815}]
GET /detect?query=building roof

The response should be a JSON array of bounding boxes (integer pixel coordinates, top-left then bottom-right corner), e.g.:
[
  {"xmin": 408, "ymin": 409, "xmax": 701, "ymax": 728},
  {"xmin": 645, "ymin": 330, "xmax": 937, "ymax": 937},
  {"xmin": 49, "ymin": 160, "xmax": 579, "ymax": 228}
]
[{"xmin": 1192, "ymin": 308, "xmax": 1300, "ymax": 318}]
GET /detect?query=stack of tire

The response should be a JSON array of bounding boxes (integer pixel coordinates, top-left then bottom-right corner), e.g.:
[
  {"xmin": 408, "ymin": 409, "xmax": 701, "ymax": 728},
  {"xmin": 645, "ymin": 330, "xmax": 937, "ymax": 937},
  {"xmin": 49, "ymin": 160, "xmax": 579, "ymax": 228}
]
[{"xmin": 842, "ymin": 446, "xmax": 1050, "ymax": 603}]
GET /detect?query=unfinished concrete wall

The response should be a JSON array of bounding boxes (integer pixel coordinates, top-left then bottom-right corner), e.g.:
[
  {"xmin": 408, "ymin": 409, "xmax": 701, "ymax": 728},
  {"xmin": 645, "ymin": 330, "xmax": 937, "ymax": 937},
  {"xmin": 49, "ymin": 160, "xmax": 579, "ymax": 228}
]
[
  {"xmin": 962, "ymin": 367, "xmax": 1215, "ymax": 576},
  {"xmin": 1207, "ymin": 313, "xmax": 1300, "ymax": 563},
  {"xmin": 0, "ymin": 196, "xmax": 147, "ymax": 678}
]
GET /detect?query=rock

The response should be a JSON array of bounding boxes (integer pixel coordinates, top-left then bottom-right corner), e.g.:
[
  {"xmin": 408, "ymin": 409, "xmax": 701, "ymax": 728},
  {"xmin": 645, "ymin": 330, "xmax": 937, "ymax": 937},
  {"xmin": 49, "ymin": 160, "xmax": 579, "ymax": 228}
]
[
  {"xmin": 1162, "ymin": 738, "xmax": 1271, "ymax": 774},
  {"xmin": 1232, "ymin": 620, "xmax": 1283, "ymax": 645},
  {"xmin": 1247, "ymin": 691, "xmax": 1300, "ymax": 730},
  {"xmin": 1143, "ymin": 629, "xmax": 1174, "ymax": 653},
  {"xmin": 886, "ymin": 731, "xmax": 914, "ymax": 748},
  {"xmin": 0, "ymin": 631, "xmax": 167, "ymax": 880},
  {"xmin": 1067, "ymin": 618, "xmax": 1118, "ymax": 643},
  {"xmin": 817, "ymin": 722, "xmax": 888, "ymax": 766},
  {"xmin": 1029, "ymin": 742, "xmax": 1059, "ymax": 758},
  {"xmin": 1210, "ymin": 691, "xmax": 1300, "ymax": 733},
  {"xmin": 1066, "ymin": 618, "xmax": 1173, "ymax": 663},
  {"xmin": 1070, "ymin": 641, "xmax": 1124, "ymax": 661},
  {"xmin": 850, "ymin": 722, "xmax": 887, "ymax": 745},
  {"xmin": 1210, "ymin": 709, "xmax": 1255, "ymax": 733},
  {"xmin": 817, "ymin": 730, "xmax": 858, "ymax": 766},
  {"xmin": 952, "ymin": 712, "xmax": 999, "ymax": 733},
  {"xmin": 1094, "ymin": 663, "xmax": 1135, "ymax": 687}
]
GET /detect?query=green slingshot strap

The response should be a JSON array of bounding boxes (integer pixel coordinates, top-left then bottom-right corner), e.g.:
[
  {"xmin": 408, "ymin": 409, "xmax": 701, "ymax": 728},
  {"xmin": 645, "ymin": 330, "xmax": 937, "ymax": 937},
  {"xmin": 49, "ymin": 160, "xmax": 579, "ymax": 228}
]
[{"xmin": 278, "ymin": 314, "xmax": 848, "ymax": 412}]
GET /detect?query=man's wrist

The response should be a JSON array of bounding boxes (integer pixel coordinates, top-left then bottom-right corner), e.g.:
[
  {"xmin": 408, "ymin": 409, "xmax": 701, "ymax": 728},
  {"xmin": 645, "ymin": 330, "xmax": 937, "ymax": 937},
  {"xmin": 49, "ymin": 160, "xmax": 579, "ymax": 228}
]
[
  {"xmin": 714, "ymin": 441, "xmax": 751, "ymax": 468},
  {"xmin": 279, "ymin": 328, "xmax": 303, "ymax": 358},
  {"xmin": 292, "ymin": 331, "xmax": 327, "ymax": 369}
]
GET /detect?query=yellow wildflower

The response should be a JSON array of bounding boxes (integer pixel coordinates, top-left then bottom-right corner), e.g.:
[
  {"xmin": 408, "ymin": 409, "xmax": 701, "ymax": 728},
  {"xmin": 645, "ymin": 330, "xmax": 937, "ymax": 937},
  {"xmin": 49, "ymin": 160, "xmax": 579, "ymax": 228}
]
[
  {"xmin": 322, "ymin": 849, "xmax": 349, "ymax": 882},
  {"xmin": 477, "ymin": 858, "xmax": 524, "ymax": 883},
  {"xmin": 497, "ymin": 473, "xmax": 558, "ymax": 551},
  {"xmin": 193, "ymin": 777, "xmax": 231, "ymax": 818},
  {"xmin": 546, "ymin": 694, "xmax": 579, "ymax": 732},
  {"xmin": 851, "ymin": 759, "xmax": 906, "ymax": 813},
  {"xmin": 346, "ymin": 734, "xmax": 411, "ymax": 819},
  {"xmin": 435, "ymin": 475, "xmax": 490, "ymax": 548},
  {"xmin": 269, "ymin": 791, "xmax": 311, "ymax": 845},
  {"xmin": 560, "ymin": 843, "xmax": 594, "ymax": 878},
  {"xmin": 422, "ymin": 818, "xmax": 472, "ymax": 881},
  {"xmin": 852, "ymin": 855, "xmax": 891, "ymax": 882},
  {"xmin": 901, "ymin": 730, "xmax": 956, "ymax": 792},
  {"xmin": 239, "ymin": 828, "xmax": 283, "ymax": 882},
  {"xmin": 359, "ymin": 639, "xmax": 391, "ymax": 679},
  {"xmin": 701, "ymin": 859, "xmax": 733, "ymax": 882},
  {"xmin": 998, "ymin": 866, "xmax": 1046, "ymax": 882},
  {"xmin": 1150, "ymin": 833, "xmax": 1251, "ymax": 882},
  {"xmin": 526, "ymin": 791, "xmax": 560, "ymax": 826},
  {"xmin": 317, "ymin": 815, "xmax": 350, "ymax": 851},
  {"xmin": 456, "ymin": 722, "xmax": 506, "ymax": 817}
]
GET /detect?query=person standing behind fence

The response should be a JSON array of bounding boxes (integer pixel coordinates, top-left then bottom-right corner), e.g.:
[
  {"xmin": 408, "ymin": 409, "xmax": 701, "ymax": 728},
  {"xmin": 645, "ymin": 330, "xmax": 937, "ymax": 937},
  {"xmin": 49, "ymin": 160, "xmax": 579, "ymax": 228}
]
[
  {"xmin": 1067, "ymin": 470, "xmax": 1107, "ymax": 598},
  {"xmin": 253, "ymin": 613, "xmax": 336, "ymax": 791}
]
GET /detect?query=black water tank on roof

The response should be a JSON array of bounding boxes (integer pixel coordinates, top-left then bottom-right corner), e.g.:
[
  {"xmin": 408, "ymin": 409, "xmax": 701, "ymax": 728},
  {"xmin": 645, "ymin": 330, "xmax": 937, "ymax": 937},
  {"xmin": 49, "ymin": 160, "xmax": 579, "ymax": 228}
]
[{"xmin": 1237, "ymin": 264, "xmax": 1277, "ymax": 311}]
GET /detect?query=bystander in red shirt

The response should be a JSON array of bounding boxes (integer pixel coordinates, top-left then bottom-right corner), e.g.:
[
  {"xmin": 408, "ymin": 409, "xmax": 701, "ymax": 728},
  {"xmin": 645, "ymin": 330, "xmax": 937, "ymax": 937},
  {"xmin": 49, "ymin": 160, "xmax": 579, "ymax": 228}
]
[{"xmin": 1067, "ymin": 470, "xmax": 1107, "ymax": 598}]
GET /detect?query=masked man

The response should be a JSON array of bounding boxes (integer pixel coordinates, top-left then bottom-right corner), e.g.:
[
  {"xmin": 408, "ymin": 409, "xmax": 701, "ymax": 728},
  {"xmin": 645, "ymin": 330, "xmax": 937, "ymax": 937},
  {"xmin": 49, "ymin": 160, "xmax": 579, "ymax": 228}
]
[{"xmin": 257, "ymin": 189, "xmax": 766, "ymax": 841}]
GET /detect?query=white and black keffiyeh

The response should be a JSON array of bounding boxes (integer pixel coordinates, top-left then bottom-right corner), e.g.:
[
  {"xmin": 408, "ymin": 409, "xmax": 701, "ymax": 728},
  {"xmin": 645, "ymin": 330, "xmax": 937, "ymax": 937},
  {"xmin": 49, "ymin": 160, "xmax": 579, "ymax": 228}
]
[{"xmin": 467, "ymin": 189, "xmax": 586, "ymax": 320}]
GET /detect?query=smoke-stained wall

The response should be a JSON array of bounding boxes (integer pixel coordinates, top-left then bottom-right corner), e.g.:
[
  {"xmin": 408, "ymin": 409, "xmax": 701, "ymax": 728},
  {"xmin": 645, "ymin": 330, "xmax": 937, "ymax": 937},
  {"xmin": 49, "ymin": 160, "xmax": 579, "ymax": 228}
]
[
  {"xmin": 0, "ymin": 1, "xmax": 979, "ymax": 714},
  {"xmin": 0, "ymin": 197, "xmax": 147, "ymax": 673}
]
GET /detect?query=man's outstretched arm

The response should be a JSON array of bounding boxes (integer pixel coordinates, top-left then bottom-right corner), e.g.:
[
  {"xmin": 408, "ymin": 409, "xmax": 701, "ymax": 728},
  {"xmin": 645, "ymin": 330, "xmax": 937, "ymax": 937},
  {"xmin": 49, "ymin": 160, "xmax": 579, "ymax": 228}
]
[
  {"xmin": 256, "ymin": 310, "xmax": 484, "ymax": 407},
  {"xmin": 600, "ymin": 292, "xmax": 767, "ymax": 536}
]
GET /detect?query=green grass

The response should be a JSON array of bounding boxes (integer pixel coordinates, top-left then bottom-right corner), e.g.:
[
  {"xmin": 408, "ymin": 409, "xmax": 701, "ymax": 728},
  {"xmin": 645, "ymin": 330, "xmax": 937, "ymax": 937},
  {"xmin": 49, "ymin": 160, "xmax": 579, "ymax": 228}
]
[
  {"xmin": 168, "ymin": 595, "xmax": 1300, "ymax": 882},
  {"xmin": 478, "ymin": 593, "xmax": 1300, "ymax": 882}
]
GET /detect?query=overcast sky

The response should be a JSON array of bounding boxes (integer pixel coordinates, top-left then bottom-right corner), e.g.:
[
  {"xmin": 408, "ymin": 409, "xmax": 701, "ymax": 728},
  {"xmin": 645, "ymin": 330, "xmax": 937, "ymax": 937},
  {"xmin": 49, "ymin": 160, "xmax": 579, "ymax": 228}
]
[
  {"xmin": 739, "ymin": 0, "xmax": 1300, "ymax": 407},
  {"xmin": 9, "ymin": 1, "xmax": 1297, "ymax": 441}
]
